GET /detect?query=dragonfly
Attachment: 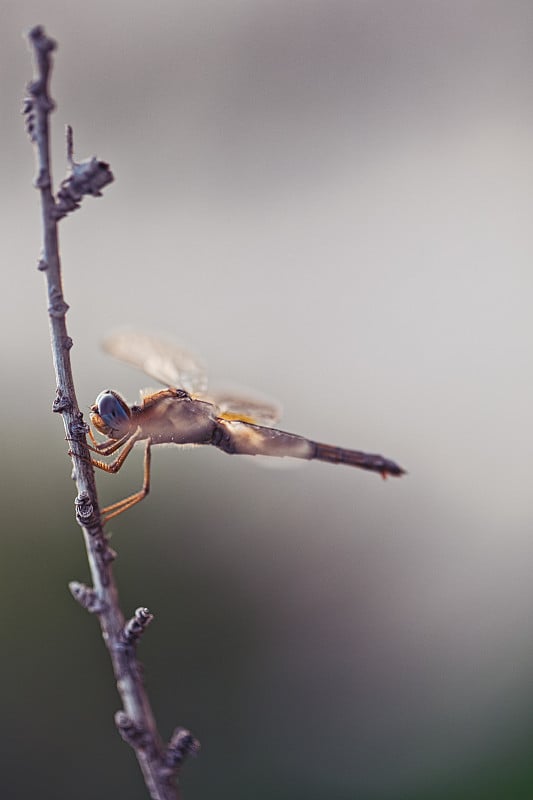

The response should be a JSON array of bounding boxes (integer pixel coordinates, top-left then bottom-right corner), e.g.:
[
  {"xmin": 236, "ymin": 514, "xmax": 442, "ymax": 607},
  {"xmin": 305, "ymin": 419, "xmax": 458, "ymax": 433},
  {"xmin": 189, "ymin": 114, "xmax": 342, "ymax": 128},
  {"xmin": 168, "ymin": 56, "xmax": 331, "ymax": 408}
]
[{"xmin": 88, "ymin": 332, "xmax": 405, "ymax": 522}]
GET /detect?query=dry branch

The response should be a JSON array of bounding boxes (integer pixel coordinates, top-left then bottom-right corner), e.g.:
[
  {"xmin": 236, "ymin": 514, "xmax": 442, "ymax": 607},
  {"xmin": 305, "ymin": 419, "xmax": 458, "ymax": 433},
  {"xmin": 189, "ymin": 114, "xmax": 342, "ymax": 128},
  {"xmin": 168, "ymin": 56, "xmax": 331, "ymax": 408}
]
[{"xmin": 23, "ymin": 25, "xmax": 198, "ymax": 800}]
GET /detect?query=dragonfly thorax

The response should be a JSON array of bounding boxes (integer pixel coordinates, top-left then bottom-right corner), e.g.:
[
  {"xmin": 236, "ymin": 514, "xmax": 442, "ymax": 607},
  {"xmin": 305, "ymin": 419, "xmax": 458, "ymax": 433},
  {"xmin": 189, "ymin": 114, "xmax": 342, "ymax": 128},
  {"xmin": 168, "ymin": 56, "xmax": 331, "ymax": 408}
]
[{"xmin": 91, "ymin": 390, "xmax": 132, "ymax": 439}]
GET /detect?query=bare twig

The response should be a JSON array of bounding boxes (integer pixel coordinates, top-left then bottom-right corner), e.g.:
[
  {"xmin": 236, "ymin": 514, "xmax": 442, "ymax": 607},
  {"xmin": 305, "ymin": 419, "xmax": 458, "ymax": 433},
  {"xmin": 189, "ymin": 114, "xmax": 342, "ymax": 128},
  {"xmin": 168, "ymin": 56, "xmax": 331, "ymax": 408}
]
[{"xmin": 24, "ymin": 26, "xmax": 197, "ymax": 799}]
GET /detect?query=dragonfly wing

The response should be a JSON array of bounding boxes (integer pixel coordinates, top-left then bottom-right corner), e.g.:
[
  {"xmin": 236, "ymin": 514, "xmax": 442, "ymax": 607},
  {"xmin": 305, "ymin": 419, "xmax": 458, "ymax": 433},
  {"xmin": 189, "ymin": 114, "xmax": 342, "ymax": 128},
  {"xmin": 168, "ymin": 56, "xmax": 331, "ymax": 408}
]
[
  {"xmin": 209, "ymin": 386, "xmax": 282, "ymax": 426},
  {"xmin": 102, "ymin": 332, "xmax": 208, "ymax": 394}
]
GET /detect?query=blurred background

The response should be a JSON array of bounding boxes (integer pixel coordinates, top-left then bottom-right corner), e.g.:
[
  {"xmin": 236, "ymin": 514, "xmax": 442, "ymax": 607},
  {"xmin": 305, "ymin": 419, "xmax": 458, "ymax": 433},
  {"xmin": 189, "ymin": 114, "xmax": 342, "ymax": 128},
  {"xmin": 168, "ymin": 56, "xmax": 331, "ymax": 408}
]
[{"xmin": 2, "ymin": 1, "xmax": 533, "ymax": 798}]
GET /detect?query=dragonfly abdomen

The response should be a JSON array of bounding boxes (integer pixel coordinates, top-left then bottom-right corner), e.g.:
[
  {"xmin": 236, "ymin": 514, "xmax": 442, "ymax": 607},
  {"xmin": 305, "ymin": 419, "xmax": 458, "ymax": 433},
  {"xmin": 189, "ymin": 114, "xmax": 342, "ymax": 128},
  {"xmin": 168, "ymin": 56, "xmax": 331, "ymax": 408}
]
[
  {"xmin": 210, "ymin": 418, "xmax": 405, "ymax": 478},
  {"xmin": 311, "ymin": 441, "xmax": 405, "ymax": 477}
]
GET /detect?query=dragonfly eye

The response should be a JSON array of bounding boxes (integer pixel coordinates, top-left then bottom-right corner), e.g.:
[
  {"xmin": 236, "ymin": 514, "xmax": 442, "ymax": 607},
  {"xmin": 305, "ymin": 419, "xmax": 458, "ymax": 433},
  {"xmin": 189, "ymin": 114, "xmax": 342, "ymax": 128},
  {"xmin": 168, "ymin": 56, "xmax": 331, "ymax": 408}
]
[{"xmin": 95, "ymin": 390, "xmax": 131, "ymax": 428}]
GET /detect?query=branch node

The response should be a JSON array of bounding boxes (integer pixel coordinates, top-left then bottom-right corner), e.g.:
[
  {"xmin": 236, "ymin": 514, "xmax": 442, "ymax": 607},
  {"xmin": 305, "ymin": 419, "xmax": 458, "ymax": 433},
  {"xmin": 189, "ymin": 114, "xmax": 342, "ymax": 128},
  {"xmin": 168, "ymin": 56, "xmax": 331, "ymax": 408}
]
[
  {"xmin": 115, "ymin": 711, "xmax": 153, "ymax": 752},
  {"xmin": 163, "ymin": 727, "xmax": 201, "ymax": 774},
  {"xmin": 28, "ymin": 25, "xmax": 57, "ymax": 55},
  {"xmin": 22, "ymin": 98, "xmax": 37, "ymax": 142},
  {"xmin": 54, "ymin": 128, "xmax": 114, "ymax": 219},
  {"xmin": 48, "ymin": 296, "xmax": 69, "ymax": 318},
  {"xmin": 64, "ymin": 335, "xmax": 73, "ymax": 350},
  {"xmin": 75, "ymin": 491, "xmax": 95, "ymax": 525},
  {"xmin": 52, "ymin": 387, "xmax": 72, "ymax": 413},
  {"xmin": 24, "ymin": 27, "xmax": 56, "ymax": 144},
  {"xmin": 34, "ymin": 168, "xmax": 51, "ymax": 190},
  {"xmin": 69, "ymin": 581, "xmax": 105, "ymax": 613},
  {"xmin": 121, "ymin": 607, "xmax": 154, "ymax": 646},
  {"xmin": 69, "ymin": 412, "xmax": 89, "ymax": 438},
  {"xmin": 92, "ymin": 534, "xmax": 108, "ymax": 551},
  {"xmin": 37, "ymin": 257, "xmax": 48, "ymax": 271},
  {"xmin": 103, "ymin": 544, "xmax": 117, "ymax": 563}
]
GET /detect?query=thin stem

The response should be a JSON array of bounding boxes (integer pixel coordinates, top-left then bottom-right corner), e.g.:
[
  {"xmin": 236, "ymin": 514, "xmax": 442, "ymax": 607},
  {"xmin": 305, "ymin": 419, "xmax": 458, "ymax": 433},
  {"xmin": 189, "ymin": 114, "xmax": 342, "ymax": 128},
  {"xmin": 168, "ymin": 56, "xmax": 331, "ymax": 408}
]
[{"xmin": 24, "ymin": 25, "xmax": 195, "ymax": 800}]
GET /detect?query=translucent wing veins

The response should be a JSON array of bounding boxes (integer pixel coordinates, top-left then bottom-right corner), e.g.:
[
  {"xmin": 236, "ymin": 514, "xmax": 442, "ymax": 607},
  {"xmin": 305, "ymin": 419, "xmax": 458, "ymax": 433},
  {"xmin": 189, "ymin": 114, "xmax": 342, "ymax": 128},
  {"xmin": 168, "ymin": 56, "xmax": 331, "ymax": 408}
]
[{"xmin": 102, "ymin": 331, "xmax": 208, "ymax": 394}]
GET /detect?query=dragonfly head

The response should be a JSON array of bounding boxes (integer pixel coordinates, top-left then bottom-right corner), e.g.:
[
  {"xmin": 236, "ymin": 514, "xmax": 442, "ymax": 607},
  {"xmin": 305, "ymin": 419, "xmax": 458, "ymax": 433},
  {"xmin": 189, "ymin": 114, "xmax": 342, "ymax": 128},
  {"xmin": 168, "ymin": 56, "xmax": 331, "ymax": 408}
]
[{"xmin": 90, "ymin": 390, "xmax": 132, "ymax": 439}]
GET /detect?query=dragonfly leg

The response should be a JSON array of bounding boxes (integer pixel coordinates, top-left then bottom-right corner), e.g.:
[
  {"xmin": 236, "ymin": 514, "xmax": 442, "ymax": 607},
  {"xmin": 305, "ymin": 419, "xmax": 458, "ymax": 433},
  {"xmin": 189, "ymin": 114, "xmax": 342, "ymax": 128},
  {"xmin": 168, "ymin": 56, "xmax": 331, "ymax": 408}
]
[
  {"xmin": 101, "ymin": 439, "xmax": 152, "ymax": 522},
  {"xmin": 66, "ymin": 428, "xmax": 127, "ymax": 455},
  {"xmin": 87, "ymin": 426, "xmax": 100, "ymax": 448},
  {"xmin": 90, "ymin": 426, "xmax": 143, "ymax": 474},
  {"xmin": 87, "ymin": 428, "xmax": 133, "ymax": 456}
]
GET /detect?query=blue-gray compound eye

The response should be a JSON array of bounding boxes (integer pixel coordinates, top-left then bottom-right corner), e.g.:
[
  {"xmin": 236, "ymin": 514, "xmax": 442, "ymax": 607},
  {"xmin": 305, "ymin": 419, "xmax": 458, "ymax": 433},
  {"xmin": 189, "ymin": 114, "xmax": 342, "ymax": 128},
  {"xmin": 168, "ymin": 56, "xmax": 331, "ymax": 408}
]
[{"xmin": 95, "ymin": 391, "xmax": 129, "ymax": 427}]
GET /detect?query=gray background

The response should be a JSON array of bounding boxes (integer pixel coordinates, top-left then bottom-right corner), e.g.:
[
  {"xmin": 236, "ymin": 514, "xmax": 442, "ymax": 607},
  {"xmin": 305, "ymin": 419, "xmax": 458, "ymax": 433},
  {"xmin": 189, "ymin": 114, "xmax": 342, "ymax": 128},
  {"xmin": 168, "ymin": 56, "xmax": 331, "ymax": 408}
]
[{"xmin": 2, "ymin": 2, "xmax": 533, "ymax": 798}]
